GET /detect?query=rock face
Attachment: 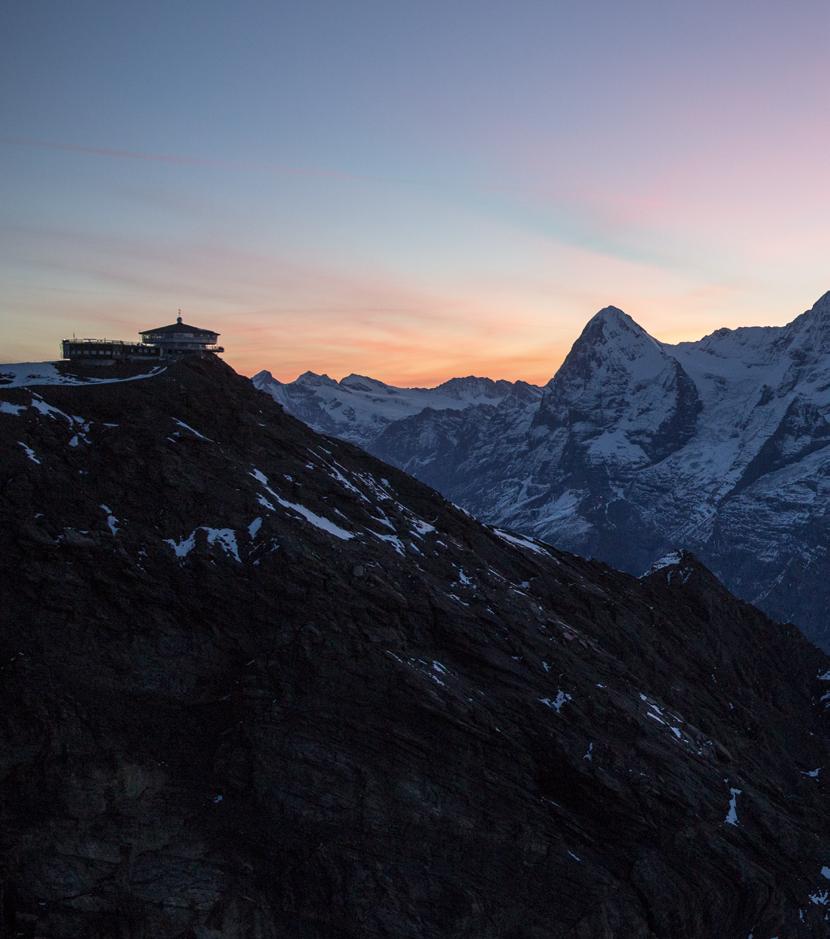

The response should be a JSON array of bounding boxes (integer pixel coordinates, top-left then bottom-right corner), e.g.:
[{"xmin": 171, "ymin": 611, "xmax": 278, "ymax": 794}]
[
  {"xmin": 2, "ymin": 355, "xmax": 830, "ymax": 938},
  {"xmin": 260, "ymin": 293, "xmax": 830, "ymax": 651}
]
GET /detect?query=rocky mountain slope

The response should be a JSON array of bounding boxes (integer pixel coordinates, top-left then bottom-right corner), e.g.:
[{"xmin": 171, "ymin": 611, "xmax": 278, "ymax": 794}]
[
  {"xmin": 2, "ymin": 354, "xmax": 830, "ymax": 937},
  {"xmin": 258, "ymin": 293, "xmax": 830, "ymax": 650}
]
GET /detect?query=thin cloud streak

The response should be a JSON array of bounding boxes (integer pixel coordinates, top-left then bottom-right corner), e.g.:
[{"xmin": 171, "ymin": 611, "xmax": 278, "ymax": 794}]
[
  {"xmin": 1, "ymin": 135, "xmax": 733, "ymax": 285},
  {"xmin": 0, "ymin": 136, "xmax": 380, "ymax": 185}
]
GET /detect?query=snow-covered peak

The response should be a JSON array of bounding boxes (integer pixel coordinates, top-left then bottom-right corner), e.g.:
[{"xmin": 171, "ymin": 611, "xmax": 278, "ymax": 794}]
[
  {"xmin": 583, "ymin": 305, "xmax": 658, "ymax": 345},
  {"xmin": 251, "ymin": 371, "xmax": 293, "ymax": 409},
  {"xmin": 536, "ymin": 305, "xmax": 685, "ymax": 463},
  {"xmin": 550, "ymin": 305, "xmax": 666, "ymax": 388},
  {"xmin": 339, "ymin": 374, "xmax": 395, "ymax": 393},
  {"xmin": 586, "ymin": 304, "xmax": 639, "ymax": 328},
  {"xmin": 251, "ymin": 369, "xmax": 276, "ymax": 386},
  {"xmin": 296, "ymin": 371, "xmax": 338, "ymax": 387}
]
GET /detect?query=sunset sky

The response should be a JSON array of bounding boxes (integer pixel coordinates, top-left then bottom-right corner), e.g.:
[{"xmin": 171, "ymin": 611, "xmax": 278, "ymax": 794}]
[{"xmin": 1, "ymin": 0, "xmax": 828, "ymax": 386}]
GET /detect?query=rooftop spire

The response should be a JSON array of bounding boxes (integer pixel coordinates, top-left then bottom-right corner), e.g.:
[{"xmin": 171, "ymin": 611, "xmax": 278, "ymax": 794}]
[{"xmin": 177, "ymin": 308, "xmax": 182, "ymax": 324}]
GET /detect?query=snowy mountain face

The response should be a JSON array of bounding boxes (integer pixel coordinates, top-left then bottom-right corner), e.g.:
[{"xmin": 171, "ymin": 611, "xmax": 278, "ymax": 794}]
[
  {"xmin": 3, "ymin": 354, "xmax": 830, "ymax": 937},
  {"xmin": 252, "ymin": 368, "xmax": 535, "ymax": 449},
  {"xmin": 260, "ymin": 293, "xmax": 830, "ymax": 650}
]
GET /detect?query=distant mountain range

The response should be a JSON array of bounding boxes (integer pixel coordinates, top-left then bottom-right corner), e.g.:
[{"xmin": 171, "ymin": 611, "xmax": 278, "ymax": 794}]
[
  {"xmin": 252, "ymin": 369, "xmax": 541, "ymax": 449},
  {"xmin": 255, "ymin": 291, "xmax": 830, "ymax": 649}
]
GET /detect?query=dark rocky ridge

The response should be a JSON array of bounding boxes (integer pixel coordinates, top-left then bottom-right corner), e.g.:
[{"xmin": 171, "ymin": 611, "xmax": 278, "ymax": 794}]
[{"xmin": 2, "ymin": 355, "xmax": 830, "ymax": 938}]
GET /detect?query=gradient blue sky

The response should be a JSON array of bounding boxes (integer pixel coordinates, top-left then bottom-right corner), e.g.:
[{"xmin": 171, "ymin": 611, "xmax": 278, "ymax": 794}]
[{"xmin": 2, "ymin": 0, "xmax": 828, "ymax": 383}]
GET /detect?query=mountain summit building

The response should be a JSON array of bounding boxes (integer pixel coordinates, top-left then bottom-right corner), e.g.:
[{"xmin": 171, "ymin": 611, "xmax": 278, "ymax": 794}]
[{"xmin": 62, "ymin": 314, "xmax": 223, "ymax": 364}]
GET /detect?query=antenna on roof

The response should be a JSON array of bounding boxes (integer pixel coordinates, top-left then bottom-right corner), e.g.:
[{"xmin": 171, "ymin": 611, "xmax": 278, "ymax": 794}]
[{"xmin": 177, "ymin": 308, "xmax": 182, "ymax": 324}]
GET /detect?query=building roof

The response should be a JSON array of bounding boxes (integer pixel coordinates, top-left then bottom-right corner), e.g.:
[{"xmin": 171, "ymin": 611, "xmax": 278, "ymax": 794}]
[{"xmin": 140, "ymin": 316, "xmax": 218, "ymax": 338}]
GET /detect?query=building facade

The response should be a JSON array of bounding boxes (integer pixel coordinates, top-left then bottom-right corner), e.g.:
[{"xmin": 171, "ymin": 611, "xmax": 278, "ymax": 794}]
[{"xmin": 62, "ymin": 315, "xmax": 223, "ymax": 364}]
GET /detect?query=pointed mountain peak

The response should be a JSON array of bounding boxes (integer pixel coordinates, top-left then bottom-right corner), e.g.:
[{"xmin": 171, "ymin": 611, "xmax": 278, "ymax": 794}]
[
  {"xmin": 544, "ymin": 304, "xmax": 668, "ymax": 392},
  {"xmin": 251, "ymin": 369, "xmax": 276, "ymax": 386},
  {"xmin": 589, "ymin": 304, "xmax": 631, "ymax": 323},
  {"xmin": 565, "ymin": 304, "xmax": 662, "ymax": 361},
  {"xmin": 584, "ymin": 305, "xmax": 652, "ymax": 338},
  {"xmin": 297, "ymin": 371, "xmax": 337, "ymax": 387}
]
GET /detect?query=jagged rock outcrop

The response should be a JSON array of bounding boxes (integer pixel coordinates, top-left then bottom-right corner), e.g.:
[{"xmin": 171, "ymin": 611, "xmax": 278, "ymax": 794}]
[{"xmin": 2, "ymin": 355, "xmax": 830, "ymax": 937}]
